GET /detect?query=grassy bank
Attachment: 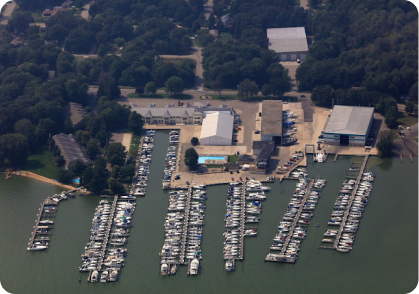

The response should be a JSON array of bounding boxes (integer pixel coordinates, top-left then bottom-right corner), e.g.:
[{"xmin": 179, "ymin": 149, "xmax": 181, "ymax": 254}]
[
  {"xmin": 129, "ymin": 133, "xmax": 142, "ymax": 157},
  {"xmin": 25, "ymin": 147, "xmax": 61, "ymax": 179},
  {"xmin": 127, "ymin": 93, "xmax": 192, "ymax": 100},
  {"xmin": 228, "ymin": 155, "xmax": 239, "ymax": 163}
]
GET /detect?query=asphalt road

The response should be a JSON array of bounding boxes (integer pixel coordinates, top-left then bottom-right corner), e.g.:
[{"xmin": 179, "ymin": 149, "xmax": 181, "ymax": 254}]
[{"xmin": 0, "ymin": 1, "xmax": 16, "ymax": 25}]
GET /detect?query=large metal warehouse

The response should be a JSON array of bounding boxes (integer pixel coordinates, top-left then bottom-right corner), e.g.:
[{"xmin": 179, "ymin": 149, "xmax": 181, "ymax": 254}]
[
  {"xmin": 323, "ymin": 105, "xmax": 374, "ymax": 147},
  {"xmin": 260, "ymin": 100, "xmax": 283, "ymax": 143},
  {"xmin": 200, "ymin": 112, "xmax": 234, "ymax": 146},
  {"xmin": 267, "ymin": 27, "xmax": 308, "ymax": 61}
]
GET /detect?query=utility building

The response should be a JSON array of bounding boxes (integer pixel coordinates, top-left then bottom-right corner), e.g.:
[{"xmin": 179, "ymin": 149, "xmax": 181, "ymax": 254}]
[
  {"xmin": 267, "ymin": 27, "xmax": 308, "ymax": 61},
  {"xmin": 200, "ymin": 112, "xmax": 234, "ymax": 145},
  {"xmin": 261, "ymin": 100, "xmax": 283, "ymax": 143},
  {"xmin": 323, "ymin": 105, "xmax": 374, "ymax": 146}
]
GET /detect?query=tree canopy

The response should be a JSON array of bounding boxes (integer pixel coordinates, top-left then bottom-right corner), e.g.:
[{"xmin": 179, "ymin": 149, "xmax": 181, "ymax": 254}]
[{"xmin": 184, "ymin": 147, "xmax": 199, "ymax": 171}]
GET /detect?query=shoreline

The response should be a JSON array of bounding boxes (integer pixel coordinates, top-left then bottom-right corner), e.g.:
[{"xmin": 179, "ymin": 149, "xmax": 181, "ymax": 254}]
[{"xmin": 5, "ymin": 171, "xmax": 76, "ymax": 191}]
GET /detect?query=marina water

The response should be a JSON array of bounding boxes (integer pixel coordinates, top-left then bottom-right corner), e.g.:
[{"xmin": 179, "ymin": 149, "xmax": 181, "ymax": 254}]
[{"xmin": 0, "ymin": 131, "xmax": 417, "ymax": 294}]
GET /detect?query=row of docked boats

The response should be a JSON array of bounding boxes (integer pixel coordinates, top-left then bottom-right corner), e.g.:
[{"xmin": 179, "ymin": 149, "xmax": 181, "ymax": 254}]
[
  {"xmin": 163, "ymin": 130, "xmax": 180, "ymax": 189},
  {"xmin": 324, "ymin": 167, "xmax": 375, "ymax": 253},
  {"xmin": 133, "ymin": 130, "xmax": 155, "ymax": 196},
  {"xmin": 266, "ymin": 177, "xmax": 326, "ymax": 262},
  {"xmin": 27, "ymin": 192, "xmax": 75, "ymax": 251},
  {"xmin": 81, "ymin": 197, "xmax": 136, "ymax": 282}
]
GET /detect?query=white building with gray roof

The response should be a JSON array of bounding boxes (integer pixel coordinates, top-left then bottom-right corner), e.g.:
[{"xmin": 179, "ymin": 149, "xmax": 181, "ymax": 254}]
[
  {"xmin": 200, "ymin": 112, "xmax": 234, "ymax": 146},
  {"xmin": 267, "ymin": 27, "xmax": 308, "ymax": 61},
  {"xmin": 323, "ymin": 105, "xmax": 374, "ymax": 146}
]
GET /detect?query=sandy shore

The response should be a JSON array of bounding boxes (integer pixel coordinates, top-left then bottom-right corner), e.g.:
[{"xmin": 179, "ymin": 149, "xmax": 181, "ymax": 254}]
[{"xmin": 9, "ymin": 171, "xmax": 76, "ymax": 190}]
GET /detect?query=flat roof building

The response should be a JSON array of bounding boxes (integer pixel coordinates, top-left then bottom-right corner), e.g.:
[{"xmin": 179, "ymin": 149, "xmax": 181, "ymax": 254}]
[
  {"xmin": 52, "ymin": 133, "xmax": 92, "ymax": 170},
  {"xmin": 261, "ymin": 100, "xmax": 283, "ymax": 143},
  {"xmin": 67, "ymin": 102, "xmax": 87, "ymax": 129},
  {"xmin": 267, "ymin": 27, "xmax": 308, "ymax": 61},
  {"xmin": 200, "ymin": 112, "xmax": 234, "ymax": 146},
  {"xmin": 323, "ymin": 105, "xmax": 374, "ymax": 146}
]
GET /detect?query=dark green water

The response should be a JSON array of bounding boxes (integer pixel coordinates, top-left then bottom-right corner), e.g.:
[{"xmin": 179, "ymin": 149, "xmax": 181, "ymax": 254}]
[{"xmin": 0, "ymin": 131, "xmax": 417, "ymax": 294}]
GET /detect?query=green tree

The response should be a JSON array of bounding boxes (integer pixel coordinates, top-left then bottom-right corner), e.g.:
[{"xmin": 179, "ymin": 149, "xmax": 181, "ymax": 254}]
[
  {"xmin": 209, "ymin": 78, "xmax": 222, "ymax": 97},
  {"xmin": 120, "ymin": 164, "xmax": 135, "ymax": 181},
  {"xmin": 72, "ymin": 160, "xmax": 85, "ymax": 176},
  {"xmin": 261, "ymin": 84, "xmax": 270, "ymax": 97},
  {"xmin": 191, "ymin": 137, "xmax": 199, "ymax": 146},
  {"xmin": 85, "ymin": 158, "xmax": 108, "ymax": 194},
  {"xmin": 97, "ymin": 44, "xmax": 108, "ymax": 58},
  {"xmin": 14, "ymin": 119, "xmax": 36, "ymax": 144},
  {"xmin": 108, "ymin": 177, "xmax": 125, "ymax": 194},
  {"xmin": 408, "ymin": 82, "xmax": 418, "ymax": 101},
  {"xmin": 165, "ymin": 76, "xmax": 185, "ymax": 94},
  {"xmin": 106, "ymin": 142, "xmax": 126, "ymax": 166},
  {"xmin": 0, "ymin": 133, "xmax": 29, "ymax": 167},
  {"xmin": 377, "ymin": 130, "xmax": 394, "ymax": 158},
  {"xmin": 86, "ymin": 139, "xmax": 98, "ymax": 160},
  {"xmin": 128, "ymin": 111, "xmax": 144, "ymax": 135},
  {"xmin": 312, "ymin": 85, "xmax": 334, "ymax": 107},
  {"xmin": 56, "ymin": 168, "xmax": 74, "ymax": 183},
  {"xmin": 144, "ymin": 82, "xmax": 157, "ymax": 94},
  {"xmin": 97, "ymin": 72, "xmax": 121, "ymax": 100},
  {"xmin": 7, "ymin": 11, "xmax": 34, "ymax": 34},
  {"xmin": 237, "ymin": 79, "xmax": 258, "ymax": 99},
  {"xmin": 184, "ymin": 147, "xmax": 199, "ymax": 171},
  {"xmin": 111, "ymin": 165, "xmax": 121, "ymax": 179},
  {"xmin": 405, "ymin": 101, "xmax": 415, "ymax": 114}
]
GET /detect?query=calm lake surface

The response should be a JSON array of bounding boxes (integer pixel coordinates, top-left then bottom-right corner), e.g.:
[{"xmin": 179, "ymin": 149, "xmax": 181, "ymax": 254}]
[{"xmin": 0, "ymin": 131, "xmax": 417, "ymax": 294}]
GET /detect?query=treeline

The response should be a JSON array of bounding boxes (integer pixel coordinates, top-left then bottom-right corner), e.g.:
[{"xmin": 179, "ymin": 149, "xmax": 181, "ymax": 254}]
[
  {"xmin": 203, "ymin": 42, "xmax": 290, "ymax": 95},
  {"xmin": 203, "ymin": 0, "xmax": 307, "ymax": 92},
  {"xmin": 297, "ymin": 0, "xmax": 418, "ymax": 109}
]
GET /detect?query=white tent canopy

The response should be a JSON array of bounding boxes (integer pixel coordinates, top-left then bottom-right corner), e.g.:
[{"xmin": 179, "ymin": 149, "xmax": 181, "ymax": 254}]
[{"xmin": 200, "ymin": 112, "xmax": 234, "ymax": 146}]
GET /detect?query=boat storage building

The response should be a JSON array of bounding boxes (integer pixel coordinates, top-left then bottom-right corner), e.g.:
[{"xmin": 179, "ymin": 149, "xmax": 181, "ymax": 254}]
[
  {"xmin": 200, "ymin": 112, "xmax": 234, "ymax": 145},
  {"xmin": 323, "ymin": 105, "xmax": 374, "ymax": 146},
  {"xmin": 267, "ymin": 27, "xmax": 308, "ymax": 61},
  {"xmin": 260, "ymin": 100, "xmax": 283, "ymax": 143}
]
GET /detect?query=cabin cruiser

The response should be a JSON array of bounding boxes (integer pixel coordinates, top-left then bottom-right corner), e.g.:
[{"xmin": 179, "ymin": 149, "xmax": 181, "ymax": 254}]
[
  {"xmin": 90, "ymin": 270, "xmax": 98, "ymax": 282},
  {"xmin": 100, "ymin": 271, "xmax": 109, "ymax": 282},
  {"xmin": 225, "ymin": 259, "xmax": 235, "ymax": 272},
  {"xmin": 190, "ymin": 259, "xmax": 199, "ymax": 275},
  {"xmin": 161, "ymin": 263, "xmax": 168, "ymax": 275}
]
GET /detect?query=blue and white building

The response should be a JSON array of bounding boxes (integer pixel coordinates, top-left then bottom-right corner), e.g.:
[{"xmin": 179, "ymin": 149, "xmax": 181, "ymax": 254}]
[{"xmin": 323, "ymin": 106, "xmax": 374, "ymax": 147}]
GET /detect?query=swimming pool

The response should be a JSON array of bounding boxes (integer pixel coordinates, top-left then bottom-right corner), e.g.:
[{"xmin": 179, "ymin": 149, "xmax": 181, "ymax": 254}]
[
  {"xmin": 72, "ymin": 178, "xmax": 80, "ymax": 184},
  {"xmin": 198, "ymin": 156, "xmax": 226, "ymax": 164}
]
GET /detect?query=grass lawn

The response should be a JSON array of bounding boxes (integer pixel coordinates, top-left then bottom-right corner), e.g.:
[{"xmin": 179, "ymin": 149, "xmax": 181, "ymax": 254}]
[
  {"xmin": 127, "ymin": 93, "xmax": 192, "ymax": 100},
  {"xmin": 228, "ymin": 155, "xmax": 239, "ymax": 163},
  {"xmin": 25, "ymin": 147, "xmax": 61, "ymax": 179},
  {"xmin": 209, "ymin": 95, "xmax": 241, "ymax": 100},
  {"xmin": 397, "ymin": 112, "xmax": 418, "ymax": 127},
  {"xmin": 129, "ymin": 133, "xmax": 142, "ymax": 157}
]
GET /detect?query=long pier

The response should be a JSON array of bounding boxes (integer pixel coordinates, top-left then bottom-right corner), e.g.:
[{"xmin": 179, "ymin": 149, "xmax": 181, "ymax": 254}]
[
  {"xmin": 97, "ymin": 195, "xmax": 118, "ymax": 271},
  {"xmin": 279, "ymin": 179, "xmax": 314, "ymax": 255},
  {"xmin": 238, "ymin": 181, "xmax": 246, "ymax": 260},
  {"xmin": 179, "ymin": 187, "xmax": 192, "ymax": 264},
  {"xmin": 332, "ymin": 155, "xmax": 369, "ymax": 249},
  {"xmin": 28, "ymin": 198, "xmax": 58, "ymax": 247}
]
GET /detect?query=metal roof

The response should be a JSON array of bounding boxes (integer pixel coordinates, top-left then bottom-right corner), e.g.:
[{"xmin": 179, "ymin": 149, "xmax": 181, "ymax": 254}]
[
  {"xmin": 200, "ymin": 112, "xmax": 234, "ymax": 140},
  {"xmin": 267, "ymin": 27, "xmax": 308, "ymax": 53},
  {"xmin": 131, "ymin": 106, "xmax": 201, "ymax": 118},
  {"xmin": 261, "ymin": 100, "xmax": 283, "ymax": 136},
  {"xmin": 324, "ymin": 106, "xmax": 374, "ymax": 136}
]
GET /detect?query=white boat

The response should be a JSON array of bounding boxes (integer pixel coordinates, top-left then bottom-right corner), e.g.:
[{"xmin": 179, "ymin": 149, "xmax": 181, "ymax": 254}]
[
  {"xmin": 161, "ymin": 263, "xmax": 168, "ymax": 275},
  {"xmin": 27, "ymin": 244, "xmax": 48, "ymax": 251},
  {"xmin": 190, "ymin": 259, "xmax": 199, "ymax": 275},
  {"xmin": 225, "ymin": 259, "xmax": 235, "ymax": 272},
  {"xmin": 90, "ymin": 270, "xmax": 98, "ymax": 282},
  {"xmin": 108, "ymin": 270, "xmax": 118, "ymax": 282},
  {"xmin": 100, "ymin": 271, "xmax": 109, "ymax": 282},
  {"xmin": 171, "ymin": 264, "xmax": 177, "ymax": 275}
]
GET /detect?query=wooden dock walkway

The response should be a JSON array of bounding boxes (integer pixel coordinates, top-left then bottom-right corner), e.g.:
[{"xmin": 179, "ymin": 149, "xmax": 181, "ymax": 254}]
[
  {"xmin": 28, "ymin": 198, "xmax": 58, "ymax": 248},
  {"xmin": 332, "ymin": 155, "xmax": 369, "ymax": 249},
  {"xmin": 97, "ymin": 195, "xmax": 118, "ymax": 271},
  {"xmin": 179, "ymin": 187, "xmax": 192, "ymax": 265},
  {"xmin": 334, "ymin": 154, "xmax": 339, "ymax": 162},
  {"xmin": 238, "ymin": 181, "xmax": 246, "ymax": 260},
  {"xmin": 279, "ymin": 179, "xmax": 314, "ymax": 255}
]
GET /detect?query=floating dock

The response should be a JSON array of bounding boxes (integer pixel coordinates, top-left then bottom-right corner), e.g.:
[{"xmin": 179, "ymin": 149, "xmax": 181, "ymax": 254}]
[
  {"xmin": 28, "ymin": 198, "xmax": 58, "ymax": 248},
  {"xmin": 332, "ymin": 155, "xmax": 369, "ymax": 250},
  {"xmin": 179, "ymin": 187, "xmax": 192, "ymax": 265},
  {"xmin": 278, "ymin": 180, "xmax": 314, "ymax": 256},
  {"xmin": 97, "ymin": 195, "xmax": 118, "ymax": 271},
  {"xmin": 238, "ymin": 181, "xmax": 246, "ymax": 260}
]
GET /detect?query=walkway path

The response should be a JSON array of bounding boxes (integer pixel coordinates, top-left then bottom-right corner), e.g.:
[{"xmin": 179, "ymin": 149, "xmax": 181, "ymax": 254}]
[{"xmin": 81, "ymin": 3, "xmax": 90, "ymax": 21}]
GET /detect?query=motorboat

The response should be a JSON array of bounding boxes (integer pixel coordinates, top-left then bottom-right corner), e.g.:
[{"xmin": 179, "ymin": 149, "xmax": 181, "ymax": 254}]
[
  {"xmin": 170, "ymin": 264, "xmax": 177, "ymax": 275},
  {"xmin": 100, "ymin": 271, "xmax": 109, "ymax": 282},
  {"xmin": 189, "ymin": 259, "xmax": 199, "ymax": 275},
  {"xmin": 27, "ymin": 244, "xmax": 48, "ymax": 251},
  {"xmin": 90, "ymin": 270, "xmax": 98, "ymax": 282},
  {"xmin": 161, "ymin": 263, "xmax": 168, "ymax": 275},
  {"xmin": 225, "ymin": 259, "xmax": 235, "ymax": 272}
]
